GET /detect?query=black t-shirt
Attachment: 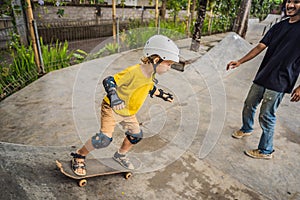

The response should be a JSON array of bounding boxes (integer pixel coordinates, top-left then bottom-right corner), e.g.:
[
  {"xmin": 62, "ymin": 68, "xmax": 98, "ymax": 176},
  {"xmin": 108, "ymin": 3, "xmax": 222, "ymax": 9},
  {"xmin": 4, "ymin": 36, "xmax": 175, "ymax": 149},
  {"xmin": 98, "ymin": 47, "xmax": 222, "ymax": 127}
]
[{"xmin": 253, "ymin": 19, "xmax": 300, "ymax": 93}]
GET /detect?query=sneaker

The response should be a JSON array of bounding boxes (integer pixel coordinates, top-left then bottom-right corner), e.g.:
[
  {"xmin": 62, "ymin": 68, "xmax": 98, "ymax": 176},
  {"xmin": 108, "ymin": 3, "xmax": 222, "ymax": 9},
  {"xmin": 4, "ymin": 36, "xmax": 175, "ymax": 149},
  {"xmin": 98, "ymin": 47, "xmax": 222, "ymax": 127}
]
[
  {"xmin": 245, "ymin": 149, "xmax": 274, "ymax": 159},
  {"xmin": 113, "ymin": 151, "xmax": 135, "ymax": 170},
  {"xmin": 232, "ymin": 130, "xmax": 252, "ymax": 139}
]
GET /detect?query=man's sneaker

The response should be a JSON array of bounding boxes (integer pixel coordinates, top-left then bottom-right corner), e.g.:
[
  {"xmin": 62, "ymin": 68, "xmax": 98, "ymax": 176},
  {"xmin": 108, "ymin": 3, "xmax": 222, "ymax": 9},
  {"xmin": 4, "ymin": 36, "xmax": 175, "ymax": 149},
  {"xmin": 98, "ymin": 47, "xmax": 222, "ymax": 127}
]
[
  {"xmin": 113, "ymin": 151, "xmax": 135, "ymax": 170},
  {"xmin": 245, "ymin": 149, "xmax": 274, "ymax": 159},
  {"xmin": 232, "ymin": 130, "xmax": 252, "ymax": 139}
]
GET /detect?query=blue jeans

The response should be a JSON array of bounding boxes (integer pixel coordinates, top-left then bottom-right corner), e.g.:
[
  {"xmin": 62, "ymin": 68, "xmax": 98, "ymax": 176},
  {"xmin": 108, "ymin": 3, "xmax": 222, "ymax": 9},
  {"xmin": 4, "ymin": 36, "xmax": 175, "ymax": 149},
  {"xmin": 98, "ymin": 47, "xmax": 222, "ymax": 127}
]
[{"xmin": 240, "ymin": 83, "xmax": 284, "ymax": 154}]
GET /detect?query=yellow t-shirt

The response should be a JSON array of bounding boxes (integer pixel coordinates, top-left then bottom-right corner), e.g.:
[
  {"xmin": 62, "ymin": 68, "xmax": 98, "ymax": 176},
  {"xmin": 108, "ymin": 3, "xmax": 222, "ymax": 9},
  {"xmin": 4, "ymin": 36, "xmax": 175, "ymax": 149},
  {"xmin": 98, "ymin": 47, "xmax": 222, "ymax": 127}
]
[{"xmin": 104, "ymin": 64, "xmax": 154, "ymax": 116}]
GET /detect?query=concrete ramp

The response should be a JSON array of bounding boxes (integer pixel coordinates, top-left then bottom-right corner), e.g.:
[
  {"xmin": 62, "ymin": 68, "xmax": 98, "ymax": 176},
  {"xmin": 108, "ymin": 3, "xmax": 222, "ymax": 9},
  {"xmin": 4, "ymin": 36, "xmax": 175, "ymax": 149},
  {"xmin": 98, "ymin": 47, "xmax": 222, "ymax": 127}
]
[
  {"xmin": 187, "ymin": 32, "xmax": 300, "ymax": 200},
  {"xmin": 0, "ymin": 142, "xmax": 74, "ymax": 199},
  {"xmin": 182, "ymin": 33, "xmax": 255, "ymax": 159},
  {"xmin": 261, "ymin": 14, "xmax": 282, "ymax": 24},
  {"xmin": 0, "ymin": 30, "xmax": 299, "ymax": 200},
  {"xmin": 0, "ymin": 142, "xmax": 264, "ymax": 200},
  {"xmin": 246, "ymin": 14, "xmax": 281, "ymax": 44},
  {"xmin": 0, "ymin": 54, "xmax": 123, "ymax": 147}
]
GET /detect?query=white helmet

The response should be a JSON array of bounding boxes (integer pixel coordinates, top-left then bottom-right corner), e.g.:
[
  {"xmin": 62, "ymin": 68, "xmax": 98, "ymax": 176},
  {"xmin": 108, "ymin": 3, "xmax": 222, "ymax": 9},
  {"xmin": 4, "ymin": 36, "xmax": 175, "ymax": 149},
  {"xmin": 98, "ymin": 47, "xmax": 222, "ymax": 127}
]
[{"xmin": 143, "ymin": 35, "xmax": 180, "ymax": 63}]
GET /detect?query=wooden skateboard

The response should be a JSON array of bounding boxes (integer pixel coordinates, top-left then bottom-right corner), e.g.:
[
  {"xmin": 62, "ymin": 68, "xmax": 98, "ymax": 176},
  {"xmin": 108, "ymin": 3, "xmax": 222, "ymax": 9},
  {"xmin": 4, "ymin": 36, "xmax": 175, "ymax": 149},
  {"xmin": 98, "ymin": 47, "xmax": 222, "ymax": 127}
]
[{"xmin": 56, "ymin": 157, "xmax": 140, "ymax": 187}]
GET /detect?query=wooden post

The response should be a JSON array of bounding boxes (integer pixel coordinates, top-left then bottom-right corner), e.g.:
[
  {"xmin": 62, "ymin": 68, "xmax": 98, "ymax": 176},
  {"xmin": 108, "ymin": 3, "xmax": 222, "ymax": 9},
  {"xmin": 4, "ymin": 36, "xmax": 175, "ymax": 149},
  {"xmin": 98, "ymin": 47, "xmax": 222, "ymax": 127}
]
[
  {"xmin": 186, "ymin": 0, "xmax": 191, "ymax": 36},
  {"xmin": 25, "ymin": 0, "xmax": 42, "ymax": 73},
  {"xmin": 191, "ymin": 0, "xmax": 196, "ymax": 23},
  {"xmin": 112, "ymin": 0, "xmax": 116, "ymax": 41},
  {"xmin": 155, "ymin": 0, "xmax": 159, "ymax": 28}
]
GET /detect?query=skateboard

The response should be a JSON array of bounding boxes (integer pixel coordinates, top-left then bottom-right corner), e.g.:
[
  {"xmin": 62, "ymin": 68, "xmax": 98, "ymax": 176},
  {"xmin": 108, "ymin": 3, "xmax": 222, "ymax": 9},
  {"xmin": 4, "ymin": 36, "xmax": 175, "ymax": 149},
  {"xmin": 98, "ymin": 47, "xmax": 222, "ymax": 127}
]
[{"xmin": 56, "ymin": 157, "xmax": 140, "ymax": 187}]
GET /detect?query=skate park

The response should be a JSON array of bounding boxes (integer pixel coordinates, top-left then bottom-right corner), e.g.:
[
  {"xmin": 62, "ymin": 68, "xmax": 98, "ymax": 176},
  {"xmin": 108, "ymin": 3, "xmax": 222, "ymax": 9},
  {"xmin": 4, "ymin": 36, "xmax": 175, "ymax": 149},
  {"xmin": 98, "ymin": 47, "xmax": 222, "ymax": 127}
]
[{"xmin": 0, "ymin": 14, "xmax": 299, "ymax": 199}]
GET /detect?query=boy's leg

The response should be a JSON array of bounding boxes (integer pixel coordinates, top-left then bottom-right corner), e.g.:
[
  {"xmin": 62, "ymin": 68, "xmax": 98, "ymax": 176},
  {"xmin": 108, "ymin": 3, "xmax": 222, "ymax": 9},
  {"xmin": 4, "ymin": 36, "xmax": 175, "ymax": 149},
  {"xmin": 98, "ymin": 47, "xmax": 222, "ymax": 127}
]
[
  {"xmin": 72, "ymin": 100, "xmax": 115, "ymax": 175},
  {"xmin": 113, "ymin": 136, "xmax": 135, "ymax": 170},
  {"xmin": 77, "ymin": 100, "xmax": 115, "ymax": 155},
  {"xmin": 257, "ymin": 89, "xmax": 284, "ymax": 154},
  {"xmin": 113, "ymin": 115, "xmax": 141, "ymax": 169},
  {"xmin": 119, "ymin": 136, "xmax": 134, "ymax": 154}
]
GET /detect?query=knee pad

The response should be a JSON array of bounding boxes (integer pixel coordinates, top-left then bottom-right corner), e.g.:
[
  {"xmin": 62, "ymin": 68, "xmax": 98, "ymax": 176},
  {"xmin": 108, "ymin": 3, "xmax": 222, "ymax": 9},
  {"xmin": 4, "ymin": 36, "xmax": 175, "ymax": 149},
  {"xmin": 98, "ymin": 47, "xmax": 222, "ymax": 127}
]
[
  {"xmin": 91, "ymin": 132, "xmax": 112, "ymax": 149},
  {"xmin": 125, "ymin": 130, "xmax": 143, "ymax": 144}
]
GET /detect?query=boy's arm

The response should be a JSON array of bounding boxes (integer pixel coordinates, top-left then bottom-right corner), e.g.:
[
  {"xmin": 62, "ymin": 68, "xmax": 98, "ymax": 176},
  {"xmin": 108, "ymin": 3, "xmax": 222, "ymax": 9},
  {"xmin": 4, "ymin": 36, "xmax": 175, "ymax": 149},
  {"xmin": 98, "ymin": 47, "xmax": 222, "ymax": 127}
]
[
  {"xmin": 103, "ymin": 76, "xmax": 125, "ymax": 110},
  {"xmin": 149, "ymin": 86, "xmax": 173, "ymax": 102}
]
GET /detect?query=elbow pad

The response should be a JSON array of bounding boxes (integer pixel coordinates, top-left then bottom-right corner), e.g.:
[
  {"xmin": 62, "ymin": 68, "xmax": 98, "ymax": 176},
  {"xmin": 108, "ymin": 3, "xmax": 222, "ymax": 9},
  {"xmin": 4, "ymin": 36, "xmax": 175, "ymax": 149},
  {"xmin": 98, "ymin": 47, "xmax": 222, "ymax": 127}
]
[{"xmin": 103, "ymin": 76, "xmax": 116, "ymax": 94}]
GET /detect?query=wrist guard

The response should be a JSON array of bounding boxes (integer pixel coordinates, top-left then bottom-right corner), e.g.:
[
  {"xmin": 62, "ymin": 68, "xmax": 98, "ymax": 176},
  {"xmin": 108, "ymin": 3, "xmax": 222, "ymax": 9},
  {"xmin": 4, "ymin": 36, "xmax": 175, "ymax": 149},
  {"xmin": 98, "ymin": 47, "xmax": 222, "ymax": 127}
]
[
  {"xmin": 103, "ymin": 76, "xmax": 124, "ymax": 108},
  {"xmin": 157, "ymin": 89, "xmax": 173, "ymax": 101}
]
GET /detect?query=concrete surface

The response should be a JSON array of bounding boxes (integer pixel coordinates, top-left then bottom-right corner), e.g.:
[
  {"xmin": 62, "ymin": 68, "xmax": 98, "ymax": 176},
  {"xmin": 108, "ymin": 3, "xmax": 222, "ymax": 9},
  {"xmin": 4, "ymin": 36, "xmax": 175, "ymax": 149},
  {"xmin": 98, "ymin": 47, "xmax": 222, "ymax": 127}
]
[
  {"xmin": 246, "ymin": 14, "xmax": 282, "ymax": 44},
  {"xmin": 0, "ymin": 15, "xmax": 299, "ymax": 200}
]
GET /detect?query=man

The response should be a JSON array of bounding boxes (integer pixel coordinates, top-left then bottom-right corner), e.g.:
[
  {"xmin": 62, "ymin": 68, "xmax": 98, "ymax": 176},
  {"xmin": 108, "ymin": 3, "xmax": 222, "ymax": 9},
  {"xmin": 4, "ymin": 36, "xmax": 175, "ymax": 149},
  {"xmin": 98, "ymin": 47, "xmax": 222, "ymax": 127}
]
[{"xmin": 226, "ymin": 0, "xmax": 300, "ymax": 159}]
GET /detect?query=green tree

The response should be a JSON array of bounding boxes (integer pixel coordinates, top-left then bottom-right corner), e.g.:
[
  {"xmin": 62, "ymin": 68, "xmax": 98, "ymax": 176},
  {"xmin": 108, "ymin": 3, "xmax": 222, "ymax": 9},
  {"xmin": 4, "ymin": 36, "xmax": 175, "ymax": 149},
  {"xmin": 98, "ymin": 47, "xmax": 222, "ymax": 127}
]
[
  {"xmin": 0, "ymin": 1, "xmax": 13, "ymax": 17},
  {"xmin": 166, "ymin": 0, "xmax": 188, "ymax": 22}
]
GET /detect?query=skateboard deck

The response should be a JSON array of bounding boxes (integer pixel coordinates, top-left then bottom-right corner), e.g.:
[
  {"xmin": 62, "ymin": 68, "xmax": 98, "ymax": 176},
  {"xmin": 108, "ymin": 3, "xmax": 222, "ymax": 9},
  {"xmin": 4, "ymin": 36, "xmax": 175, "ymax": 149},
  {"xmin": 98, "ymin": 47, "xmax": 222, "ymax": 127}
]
[{"xmin": 56, "ymin": 157, "xmax": 140, "ymax": 187}]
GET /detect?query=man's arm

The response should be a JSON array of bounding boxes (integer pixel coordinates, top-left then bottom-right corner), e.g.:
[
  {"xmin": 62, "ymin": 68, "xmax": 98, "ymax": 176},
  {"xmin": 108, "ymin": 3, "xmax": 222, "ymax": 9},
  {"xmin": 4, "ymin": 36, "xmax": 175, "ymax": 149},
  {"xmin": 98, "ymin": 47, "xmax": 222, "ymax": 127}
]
[
  {"xmin": 226, "ymin": 43, "xmax": 267, "ymax": 70},
  {"xmin": 291, "ymin": 85, "xmax": 300, "ymax": 102}
]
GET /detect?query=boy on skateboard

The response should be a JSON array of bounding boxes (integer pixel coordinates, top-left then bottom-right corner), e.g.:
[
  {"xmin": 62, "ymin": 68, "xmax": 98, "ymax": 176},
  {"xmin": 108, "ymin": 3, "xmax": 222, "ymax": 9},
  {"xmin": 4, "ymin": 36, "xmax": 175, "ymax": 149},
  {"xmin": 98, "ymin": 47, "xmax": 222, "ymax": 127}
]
[{"xmin": 71, "ymin": 35, "xmax": 180, "ymax": 176}]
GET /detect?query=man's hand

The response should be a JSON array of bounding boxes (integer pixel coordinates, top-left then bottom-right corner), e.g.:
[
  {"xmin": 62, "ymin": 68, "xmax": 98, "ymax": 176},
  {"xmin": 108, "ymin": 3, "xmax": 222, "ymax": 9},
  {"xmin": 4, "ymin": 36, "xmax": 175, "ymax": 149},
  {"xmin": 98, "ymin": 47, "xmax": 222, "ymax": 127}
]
[
  {"xmin": 291, "ymin": 86, "xmax": 300, "ymax": 102},
  {"xmin": 226, "ymin": 43, "xmax": 266, "ymax": 71},
  {"xmin": 226, "ymin": 61, "xmax": 241, "ymax": 70}
]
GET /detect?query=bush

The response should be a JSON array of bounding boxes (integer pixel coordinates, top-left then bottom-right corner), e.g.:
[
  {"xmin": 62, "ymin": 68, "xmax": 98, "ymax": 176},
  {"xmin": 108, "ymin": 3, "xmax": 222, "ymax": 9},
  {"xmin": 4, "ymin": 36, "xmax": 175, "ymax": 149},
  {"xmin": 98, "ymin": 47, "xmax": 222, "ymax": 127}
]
[{"xmin": 0, "ymin": 34, "xmax": 85, "ymax": 101}]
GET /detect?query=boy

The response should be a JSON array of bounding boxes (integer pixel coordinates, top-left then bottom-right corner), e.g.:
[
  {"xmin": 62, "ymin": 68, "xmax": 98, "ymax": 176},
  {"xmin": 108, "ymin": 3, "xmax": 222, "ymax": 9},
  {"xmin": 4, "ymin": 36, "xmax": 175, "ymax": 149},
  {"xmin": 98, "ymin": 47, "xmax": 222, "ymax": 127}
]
[{"xmin": 71, "ymin": 35, "xmax": 180, "ymax": 176}]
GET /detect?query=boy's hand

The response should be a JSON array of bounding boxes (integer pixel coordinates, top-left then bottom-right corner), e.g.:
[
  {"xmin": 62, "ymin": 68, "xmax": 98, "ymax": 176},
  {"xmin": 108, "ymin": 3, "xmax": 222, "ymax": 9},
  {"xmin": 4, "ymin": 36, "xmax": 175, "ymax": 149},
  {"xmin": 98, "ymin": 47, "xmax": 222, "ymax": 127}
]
[
  {"xmin": 109, "ymin": 89, "xmax": 125, "ymax": 110},
  {"xmin": 156, "ymin": 89, "xmax": 174, "ymax": 102},
  {"xmin": 291, "ymin": 86, "xmax": 300, "ymax": 102},
  {"xmin": 103, "ymin": 76, "xmax": 125, "ymax": 109}
]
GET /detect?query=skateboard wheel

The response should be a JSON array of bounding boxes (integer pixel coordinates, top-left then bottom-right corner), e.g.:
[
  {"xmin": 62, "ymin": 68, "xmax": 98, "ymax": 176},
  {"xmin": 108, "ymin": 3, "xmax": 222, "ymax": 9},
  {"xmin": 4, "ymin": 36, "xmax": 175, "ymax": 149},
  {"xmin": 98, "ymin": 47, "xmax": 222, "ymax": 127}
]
[
  {"xmin": 79, "ymin": 179, "xmax": 87, "ymax": 187},
  {"xmin": 125, "ymin": 172, "xmax": 132, "ymax": 179}
]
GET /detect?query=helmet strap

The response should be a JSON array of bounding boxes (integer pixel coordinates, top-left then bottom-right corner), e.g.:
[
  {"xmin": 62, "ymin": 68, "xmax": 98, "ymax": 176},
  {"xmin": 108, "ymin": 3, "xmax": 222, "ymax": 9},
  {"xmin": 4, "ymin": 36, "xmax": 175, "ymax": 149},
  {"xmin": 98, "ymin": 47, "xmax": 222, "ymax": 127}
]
[
  {"xmin": 151, "ymin": 58, "xmax": 164, "ymax": 74},
  {"xmin": 152, "ymin": 73, "xmax": 158, "ymax": 84},
  {"xmin": 150, "ymin": 58, "xmax": 163, "ymax": 84}
]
